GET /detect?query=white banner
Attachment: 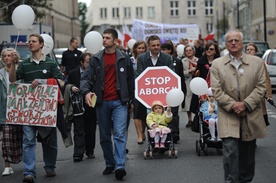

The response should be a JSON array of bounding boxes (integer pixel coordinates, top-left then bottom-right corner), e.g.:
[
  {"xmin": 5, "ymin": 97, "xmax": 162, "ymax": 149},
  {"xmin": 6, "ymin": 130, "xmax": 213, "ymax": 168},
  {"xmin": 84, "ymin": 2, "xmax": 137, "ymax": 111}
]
[{"xmin": 132, "ymin": 19, "xmax": 200, "ymax": 44}]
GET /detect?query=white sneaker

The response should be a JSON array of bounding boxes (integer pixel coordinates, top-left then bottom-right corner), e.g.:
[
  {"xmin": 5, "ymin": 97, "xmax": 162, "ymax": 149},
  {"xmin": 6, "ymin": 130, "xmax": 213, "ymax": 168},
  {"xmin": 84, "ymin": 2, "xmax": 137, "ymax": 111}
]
[
  {"xmin": 2, "ymin": 167, "xmax": 14, "ymax": 176},
  {"xmin": 217, "ymin": 138, "xmax": 222, "ymax": 141}
]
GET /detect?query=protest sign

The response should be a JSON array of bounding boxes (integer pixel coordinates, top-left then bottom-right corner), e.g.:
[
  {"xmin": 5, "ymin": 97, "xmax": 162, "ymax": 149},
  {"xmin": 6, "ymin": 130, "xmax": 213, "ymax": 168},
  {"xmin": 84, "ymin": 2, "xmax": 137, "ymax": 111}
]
[{"xmin": 6, "ymin": 83, "xmax": 58, "ymax": 127}]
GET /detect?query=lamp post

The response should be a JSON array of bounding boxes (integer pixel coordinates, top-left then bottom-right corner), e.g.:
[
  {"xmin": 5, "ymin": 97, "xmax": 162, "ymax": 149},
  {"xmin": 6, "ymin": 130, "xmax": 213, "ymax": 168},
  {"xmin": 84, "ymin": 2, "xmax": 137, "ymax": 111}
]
[{"xmin": 263, "ymin": 0, "xmax": 267, "ymax": 42}]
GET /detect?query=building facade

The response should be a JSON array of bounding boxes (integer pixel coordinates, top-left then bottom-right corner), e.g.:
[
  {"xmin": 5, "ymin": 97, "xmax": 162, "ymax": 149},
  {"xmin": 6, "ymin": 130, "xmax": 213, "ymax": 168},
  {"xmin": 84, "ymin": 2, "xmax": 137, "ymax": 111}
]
[
  {"xmin": 227, "ymin": 0, "xmax": 276, "ymax": 48},
  {"xmin": 0, "ymin": 0, "xmax": 81, "ymax": 48},
  {"xmin": 86, "ymin": 0, "xmax": 225, "ymax": 43}
]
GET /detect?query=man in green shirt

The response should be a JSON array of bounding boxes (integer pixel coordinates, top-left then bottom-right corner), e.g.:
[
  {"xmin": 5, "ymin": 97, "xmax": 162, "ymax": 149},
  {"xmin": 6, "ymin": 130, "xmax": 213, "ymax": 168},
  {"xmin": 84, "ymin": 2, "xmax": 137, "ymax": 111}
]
[{"xmin": 9, "ymin": 33, "xmax": 63, "ymax": 183}]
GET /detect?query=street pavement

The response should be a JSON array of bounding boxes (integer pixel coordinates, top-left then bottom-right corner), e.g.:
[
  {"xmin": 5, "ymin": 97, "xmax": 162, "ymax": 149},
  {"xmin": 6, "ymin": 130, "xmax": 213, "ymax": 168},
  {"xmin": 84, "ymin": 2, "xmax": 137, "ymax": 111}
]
[{"xmin": 1, "ymin": 98, "xmax": 276, "ymax": 183}]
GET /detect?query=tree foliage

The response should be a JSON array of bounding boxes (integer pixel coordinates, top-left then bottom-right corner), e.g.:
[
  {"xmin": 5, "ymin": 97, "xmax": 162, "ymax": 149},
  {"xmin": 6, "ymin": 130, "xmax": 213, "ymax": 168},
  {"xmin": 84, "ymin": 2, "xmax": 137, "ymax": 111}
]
[
  {"xmin": 79, "ymin": 2, "xmax": 89, "ymax": 45},
  {"xmin": 0, "ymin": 0, "xmax": 52, "ymax": 23}
]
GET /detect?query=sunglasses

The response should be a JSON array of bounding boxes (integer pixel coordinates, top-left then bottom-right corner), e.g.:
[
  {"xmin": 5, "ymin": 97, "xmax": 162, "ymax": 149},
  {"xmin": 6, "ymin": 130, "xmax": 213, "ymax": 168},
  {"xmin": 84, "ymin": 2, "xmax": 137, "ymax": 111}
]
[{"xmin": 206, "ymin": 48, "xmax": 215, "ymax": 51}]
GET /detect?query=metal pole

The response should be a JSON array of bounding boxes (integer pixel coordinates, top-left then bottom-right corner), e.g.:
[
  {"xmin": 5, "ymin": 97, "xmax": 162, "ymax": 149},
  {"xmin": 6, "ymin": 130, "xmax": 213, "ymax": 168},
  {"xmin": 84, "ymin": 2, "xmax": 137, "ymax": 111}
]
[
  {"xmin": 237, "ymin": 0, "xmax": 240, "ymax": 29},
  {"xmin": 223, "ymin": 2, "xmax": 226, "ymax": 34},
  {"xmin": 263, "ymin": 0, "xmax": 267, "ymax": 42}
]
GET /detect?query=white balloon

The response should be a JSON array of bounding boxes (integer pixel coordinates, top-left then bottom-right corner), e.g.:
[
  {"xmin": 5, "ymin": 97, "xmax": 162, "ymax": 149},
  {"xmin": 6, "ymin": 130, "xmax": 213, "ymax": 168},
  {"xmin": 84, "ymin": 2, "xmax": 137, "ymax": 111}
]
[
  {"xmin": 190, "ymin": 77, "xmax": 208, "ymax": 96},
  {"xmin": 41, "ymin": 34, "xmax": 54, "ymax": 55},
  {"xmin": 176, "ymin": 44, "xmax": 185, "ymax": 57},
  {"xmin": 127, "ymin": 39, "xmax": 136, "ymax": 49},
  {"xmin": 12, "ymin": 5, "xmax": 35, "ymax": 30},
  {"xmin": 84, "ymin": 31, "xmax": 103, "ymax": 54},
  {"xmin": 166, "ymin": 88, "xmax": 184, "ymax": 107}
]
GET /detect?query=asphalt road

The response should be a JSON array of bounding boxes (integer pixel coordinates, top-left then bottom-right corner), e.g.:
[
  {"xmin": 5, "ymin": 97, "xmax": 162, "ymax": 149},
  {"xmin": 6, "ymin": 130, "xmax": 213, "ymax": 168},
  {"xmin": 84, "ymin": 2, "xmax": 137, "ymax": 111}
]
[{"xmin": 1, "ymin": 98, "xmax": 276, "ymax": 183}]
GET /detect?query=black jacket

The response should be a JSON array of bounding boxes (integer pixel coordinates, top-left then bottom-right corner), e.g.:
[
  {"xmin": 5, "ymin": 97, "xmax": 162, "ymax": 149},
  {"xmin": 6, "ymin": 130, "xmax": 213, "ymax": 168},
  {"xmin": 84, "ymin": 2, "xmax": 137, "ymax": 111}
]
[
  {"xmin": 80, "ymin": 49, "xmax": 134, "ymax": 105},
  {"xmin": 136, "ymin": 51, "xmax": 174, "ymax": 77}
]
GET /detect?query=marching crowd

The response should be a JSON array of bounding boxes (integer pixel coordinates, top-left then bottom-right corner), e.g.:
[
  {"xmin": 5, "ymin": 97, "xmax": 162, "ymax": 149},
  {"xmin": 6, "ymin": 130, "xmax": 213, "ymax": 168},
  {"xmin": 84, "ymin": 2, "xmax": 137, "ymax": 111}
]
[{"xmin": 0, "ymin": 28, "xmax": 270, "ymax": 183}]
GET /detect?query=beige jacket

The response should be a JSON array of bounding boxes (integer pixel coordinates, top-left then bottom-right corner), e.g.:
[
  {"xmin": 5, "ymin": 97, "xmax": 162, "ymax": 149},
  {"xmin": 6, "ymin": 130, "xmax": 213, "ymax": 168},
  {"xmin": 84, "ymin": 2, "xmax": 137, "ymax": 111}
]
[{"xmin": 210, "ymin": 54, "xmax": 267, "ymax": 141}]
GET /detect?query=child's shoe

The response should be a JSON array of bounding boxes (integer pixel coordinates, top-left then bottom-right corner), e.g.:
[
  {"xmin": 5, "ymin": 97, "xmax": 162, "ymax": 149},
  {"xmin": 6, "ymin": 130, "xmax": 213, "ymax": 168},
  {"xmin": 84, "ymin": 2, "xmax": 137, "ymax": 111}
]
[
  {"xmin": 160, "ymin": 142, "xmax": 165, "ymax": 148},
  {"xmin": 2, "ymin": 167, "xmax": 14, "ymax": 176},
  {"xmin": 154, "ymin": 142, "xmax": 159, "ymax": 148},
  {"xmin": 209, "ymin": 137, "xmax": 216, "ymax": 142}
]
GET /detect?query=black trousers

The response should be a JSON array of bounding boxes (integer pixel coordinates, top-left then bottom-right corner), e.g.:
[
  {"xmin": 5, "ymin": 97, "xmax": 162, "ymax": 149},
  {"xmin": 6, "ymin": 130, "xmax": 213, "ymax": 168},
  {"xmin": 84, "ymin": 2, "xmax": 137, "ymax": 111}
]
[
  {"xmin": 83, "ymin": 116, "xmax": 97, "ymax": 155},
  {"xmin": 83, "ymin": 106, "xmax": 97, "ymax": 155},
  {"xmin": 169, "ymin": 106, "xmax": 180, "ymax": 136},
  {"xmin": 222, "ymin": 138, "xmax": 256, "ymax": 183},
  {"xmin": 67, "ymin": 115, "xmax": 86, "ymax": 158}
]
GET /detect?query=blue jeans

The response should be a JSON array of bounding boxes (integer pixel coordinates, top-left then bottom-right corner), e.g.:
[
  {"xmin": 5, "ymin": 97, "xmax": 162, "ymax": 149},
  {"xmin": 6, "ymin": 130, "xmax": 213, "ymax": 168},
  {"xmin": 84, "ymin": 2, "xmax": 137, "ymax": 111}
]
[
  {"xmin": 96, "ymin": 100, "xmax": 127, "ymax": 170},
  {"xmin": 23, "ymin": 126, "xmax": 57, "ymax": 178}
]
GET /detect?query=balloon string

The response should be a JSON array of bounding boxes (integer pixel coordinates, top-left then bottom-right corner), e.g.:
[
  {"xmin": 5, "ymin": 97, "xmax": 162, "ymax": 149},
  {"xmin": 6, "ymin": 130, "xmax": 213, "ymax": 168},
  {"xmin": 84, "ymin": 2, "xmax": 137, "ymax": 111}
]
[{"xmin": 15, "ymin": 29, "xmax": 21, "ymax": 50}]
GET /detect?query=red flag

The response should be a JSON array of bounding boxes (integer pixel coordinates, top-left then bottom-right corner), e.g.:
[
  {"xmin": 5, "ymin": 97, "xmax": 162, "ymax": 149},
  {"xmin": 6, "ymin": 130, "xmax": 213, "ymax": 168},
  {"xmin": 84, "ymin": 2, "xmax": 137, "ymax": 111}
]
[
  {"xmin": 123, "ymin": 25, "xmax": 132, "ymax": 47},
  {"xmin": 204, "ymin": 31, "xmax": 215, "ymax": 41}
]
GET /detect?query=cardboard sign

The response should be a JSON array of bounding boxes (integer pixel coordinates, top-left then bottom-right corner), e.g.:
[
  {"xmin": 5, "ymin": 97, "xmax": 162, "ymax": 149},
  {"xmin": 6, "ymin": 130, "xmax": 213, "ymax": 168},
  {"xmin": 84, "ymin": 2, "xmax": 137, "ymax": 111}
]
[{"xmin": 6, "ymin": 83, "xmax": 58, "ymax": 127}]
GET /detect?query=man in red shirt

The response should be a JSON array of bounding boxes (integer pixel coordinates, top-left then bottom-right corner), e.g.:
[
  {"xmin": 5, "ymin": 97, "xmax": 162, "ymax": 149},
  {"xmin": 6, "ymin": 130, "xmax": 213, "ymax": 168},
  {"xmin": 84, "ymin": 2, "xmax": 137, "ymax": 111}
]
[{"xmin": 80, "ymin": 28, "xmax": 134, "ymax": 180}]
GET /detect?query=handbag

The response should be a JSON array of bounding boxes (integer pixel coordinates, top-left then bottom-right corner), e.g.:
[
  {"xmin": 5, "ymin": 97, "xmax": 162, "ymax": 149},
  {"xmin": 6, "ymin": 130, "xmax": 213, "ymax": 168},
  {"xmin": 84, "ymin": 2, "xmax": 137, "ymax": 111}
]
[
  {"xmin": 191, "ymin": 111, "xmax": 200, "ymax": 133},
  {"xmin": 70, "ymin": 91, "xmax": 85, "ymax": 116}
]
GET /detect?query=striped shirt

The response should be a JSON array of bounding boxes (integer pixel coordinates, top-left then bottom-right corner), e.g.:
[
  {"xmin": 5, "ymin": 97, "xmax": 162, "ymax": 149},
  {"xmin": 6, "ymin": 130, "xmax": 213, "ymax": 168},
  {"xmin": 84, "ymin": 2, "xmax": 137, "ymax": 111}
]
[{"xmin": 16, "ymin": 55, "xmax": 63, "ymax": 83}]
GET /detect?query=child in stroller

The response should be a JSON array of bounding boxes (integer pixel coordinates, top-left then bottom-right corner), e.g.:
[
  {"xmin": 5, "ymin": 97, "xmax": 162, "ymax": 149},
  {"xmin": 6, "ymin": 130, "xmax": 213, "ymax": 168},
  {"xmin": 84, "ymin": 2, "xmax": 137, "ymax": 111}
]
[
  {"xmin": 195, "ymin": 88, "xmax": 222, "ymax": 156},
  {"xmin": 146, "ymin": 100, "xmax": 172, "ymax": 148},
  {"xmin": 200, "ymin": 87, "xmax": 221, "ymax": 142},
  {"xmin": 144, "ymin": 100, "xmax": 177, "ymax": 159}
]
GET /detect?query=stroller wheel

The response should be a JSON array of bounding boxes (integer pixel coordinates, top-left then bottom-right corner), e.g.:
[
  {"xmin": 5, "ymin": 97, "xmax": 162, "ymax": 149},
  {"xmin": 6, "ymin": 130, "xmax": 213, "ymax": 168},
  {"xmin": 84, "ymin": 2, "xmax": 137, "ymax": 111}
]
[
  {"xmin": 149, "ymin": 151, "xmax": 153, "ymax": 159},
  {"xmin": 204, "ymin": 147, "xmax": 208, "ymax": 156},
  {"xmin": 174, "ymin": 149, "xmax": 178, "ymax": 158},
  {"xmin": 196, "ymin": 140, "xmax": 201, "ymax": 156},
  {"xmin": 143, "ymin": 151, "xmax": 148, "ymax": 159}
]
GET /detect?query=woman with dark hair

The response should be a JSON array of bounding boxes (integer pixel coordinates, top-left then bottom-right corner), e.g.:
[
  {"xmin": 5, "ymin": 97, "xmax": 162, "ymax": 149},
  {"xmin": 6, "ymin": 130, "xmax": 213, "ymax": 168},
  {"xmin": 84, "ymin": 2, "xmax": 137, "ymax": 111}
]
[
  {"xmin": 190, "ymin": 43, "xmax": 220, "ymax": 114},
  {"xmin": 130, "ymin": 41, "xmax": 148, "ymax": 144},
  {"xmin": 195, "ymin": 42, "xmax": 220, "ymax": 80}
]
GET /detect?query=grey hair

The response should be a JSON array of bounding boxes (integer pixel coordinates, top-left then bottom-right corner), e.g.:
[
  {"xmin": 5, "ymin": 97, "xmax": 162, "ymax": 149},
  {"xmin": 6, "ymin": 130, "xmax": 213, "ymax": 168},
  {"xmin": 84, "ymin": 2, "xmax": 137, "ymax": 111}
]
[{"xmin": 225, "ymin": 30, "xmax": 243, "ymax": 41}]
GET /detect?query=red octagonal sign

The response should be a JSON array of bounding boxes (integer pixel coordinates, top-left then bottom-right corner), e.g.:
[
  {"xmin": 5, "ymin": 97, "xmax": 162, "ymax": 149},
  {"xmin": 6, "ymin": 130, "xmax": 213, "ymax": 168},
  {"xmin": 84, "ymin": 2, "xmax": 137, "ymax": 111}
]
[{"xmin": 135, "ymin": 66, "xmax": 181, "ymax": 108}]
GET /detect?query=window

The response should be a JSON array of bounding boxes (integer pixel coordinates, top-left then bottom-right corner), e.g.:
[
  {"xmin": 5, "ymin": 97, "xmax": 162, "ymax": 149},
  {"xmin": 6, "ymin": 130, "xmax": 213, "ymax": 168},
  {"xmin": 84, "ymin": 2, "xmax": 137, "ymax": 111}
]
[
  {"xmin": 206, "ymin": 22, "xmax": 213, "ymax": 32},
  {"xmin": 170, "ymin": 1, "xmax": 179, "ymax": 17},
  {"xmin": 136, "ymin": 7, "xmax": 143, "ymax": 18},
  {"xmin": 124, "ymin": 7, "xmax": 131, "ymax": 18},
  {"xmin": 112, "ymin": 7, "xmax": 119, "ymax": 18},
  {"xmin": 100, "ymin": 8, "xmax": 107, "ymax": 18},
  {"xmin": 205, "ymin": 0, "xmax": 213, "ymax": 16},
  {"xmin": 187, "ymin": 1, "xmax": 196, "ymax": 16},
  {"xmin": 148, "ymin": 7, "xmax": 155, "ymax": 18}
]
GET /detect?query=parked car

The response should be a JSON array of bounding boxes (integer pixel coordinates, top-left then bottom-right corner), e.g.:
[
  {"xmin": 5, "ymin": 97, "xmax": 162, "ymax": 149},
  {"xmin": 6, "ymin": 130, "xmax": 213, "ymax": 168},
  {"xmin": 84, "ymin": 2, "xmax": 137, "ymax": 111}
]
[
  {"xmin": 243, "ymin": 41, "xmax": 270, "ymax": 58},
  {"xmin": 0, "ymin": 41, "xmax": 58, "ymax": 65},
  {"xmin": 262, "ymin": 49, "xmax": 276, "ymax": 89},
  {"xmin": 219, "ymin": 41, "xmax": 269, "ymax": 58}
]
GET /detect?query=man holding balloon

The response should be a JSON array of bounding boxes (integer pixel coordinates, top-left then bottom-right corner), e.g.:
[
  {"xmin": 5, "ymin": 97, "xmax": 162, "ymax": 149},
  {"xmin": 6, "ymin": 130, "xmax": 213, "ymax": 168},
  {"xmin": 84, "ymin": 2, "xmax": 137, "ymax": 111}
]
[{"xmin": 9, "ymin": 34, "xmax": 63, "ymax": 183}]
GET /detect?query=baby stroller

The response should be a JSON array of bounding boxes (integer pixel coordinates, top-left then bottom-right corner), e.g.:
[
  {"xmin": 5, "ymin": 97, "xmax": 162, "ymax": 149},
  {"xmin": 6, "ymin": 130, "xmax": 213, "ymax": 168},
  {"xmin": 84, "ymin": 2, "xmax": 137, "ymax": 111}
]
[
  {"xmin": 193, "ymin": 95, "xmax": 222, "ymax": 156},
  {"xmin": 143, "ymin": 129, "xmax": 177, "ymax": 159}
]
